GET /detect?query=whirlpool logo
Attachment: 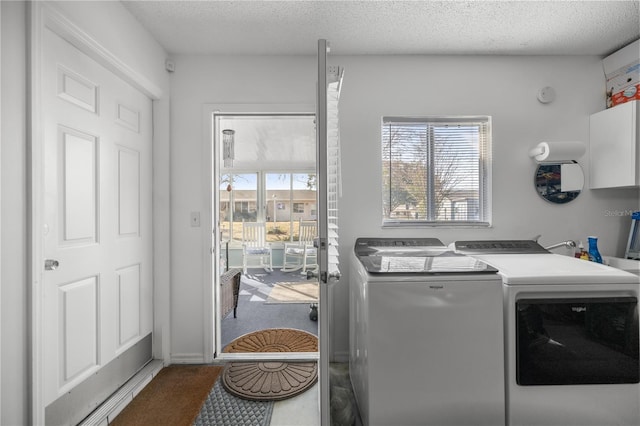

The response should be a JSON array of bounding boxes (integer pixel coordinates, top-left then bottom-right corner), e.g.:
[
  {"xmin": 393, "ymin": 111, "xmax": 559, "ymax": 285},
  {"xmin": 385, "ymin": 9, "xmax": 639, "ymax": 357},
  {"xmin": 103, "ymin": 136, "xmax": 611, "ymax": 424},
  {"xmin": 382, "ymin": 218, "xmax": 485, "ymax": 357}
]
[{"xmin": 571, "ymin": 306, "xmax": 587, "ymax": 313}]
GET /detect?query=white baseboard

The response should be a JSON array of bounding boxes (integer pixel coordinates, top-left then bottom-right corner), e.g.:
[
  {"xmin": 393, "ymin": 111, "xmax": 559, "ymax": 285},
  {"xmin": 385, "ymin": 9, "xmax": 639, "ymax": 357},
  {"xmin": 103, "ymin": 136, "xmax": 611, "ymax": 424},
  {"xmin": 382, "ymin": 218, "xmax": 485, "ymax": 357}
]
[{"xmin": 170, "ymin": 353, "xmax": 207, "ymax": 364}]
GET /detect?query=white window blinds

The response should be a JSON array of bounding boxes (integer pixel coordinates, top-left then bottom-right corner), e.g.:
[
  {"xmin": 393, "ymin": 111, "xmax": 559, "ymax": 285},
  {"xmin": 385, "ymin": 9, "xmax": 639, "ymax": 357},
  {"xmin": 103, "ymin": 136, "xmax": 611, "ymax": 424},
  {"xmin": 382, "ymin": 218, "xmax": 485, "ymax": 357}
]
[
  {"xmin": 382, "ymin": 116, "xmax": 491, "ymax": 226},
  {"xmin": 327, "ymin": 75, "xmax": 342, "ymax": 273}
]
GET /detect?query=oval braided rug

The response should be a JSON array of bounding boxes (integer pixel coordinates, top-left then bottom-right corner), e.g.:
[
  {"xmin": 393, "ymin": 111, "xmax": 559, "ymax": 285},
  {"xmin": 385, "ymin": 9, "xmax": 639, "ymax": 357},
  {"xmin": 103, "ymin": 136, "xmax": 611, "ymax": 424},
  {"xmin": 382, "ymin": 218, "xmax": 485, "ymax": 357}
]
[{"xmin": 222, "ymin": 328, "xmax": 318, "ymax": 401}]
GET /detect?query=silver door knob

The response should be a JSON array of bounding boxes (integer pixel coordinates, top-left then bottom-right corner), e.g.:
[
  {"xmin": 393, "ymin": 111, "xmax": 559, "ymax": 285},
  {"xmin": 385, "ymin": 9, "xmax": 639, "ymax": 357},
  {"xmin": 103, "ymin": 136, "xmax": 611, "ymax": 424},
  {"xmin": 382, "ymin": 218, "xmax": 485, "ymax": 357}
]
[{"xmin": 45, "ymin": 259, "xmax": 59, "ymax": 271}]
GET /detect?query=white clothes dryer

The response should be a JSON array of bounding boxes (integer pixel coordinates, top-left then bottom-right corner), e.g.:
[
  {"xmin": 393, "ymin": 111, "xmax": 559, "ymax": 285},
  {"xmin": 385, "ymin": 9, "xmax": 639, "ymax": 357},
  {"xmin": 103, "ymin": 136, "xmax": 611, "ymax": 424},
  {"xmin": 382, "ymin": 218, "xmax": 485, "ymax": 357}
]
[
  {"xmin": 455, "ymin": 240, "xmax": 640, "ymax": 426},
  {"xmin": 350, "ymin": 237, "xmax": 505, "ymax": 426}
]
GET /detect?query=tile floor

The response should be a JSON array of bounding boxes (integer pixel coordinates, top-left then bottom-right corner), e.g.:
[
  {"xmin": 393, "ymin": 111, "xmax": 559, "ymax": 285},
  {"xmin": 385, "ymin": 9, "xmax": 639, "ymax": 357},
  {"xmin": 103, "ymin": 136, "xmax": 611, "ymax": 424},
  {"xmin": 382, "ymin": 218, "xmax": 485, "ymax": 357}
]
[
  {"xmin": 270, "ymin": 363, "xmax": 362, "ymax": 426},
  {"xmin": 270, "ymin": 382, "xmax": 320, "ymax": 425}
]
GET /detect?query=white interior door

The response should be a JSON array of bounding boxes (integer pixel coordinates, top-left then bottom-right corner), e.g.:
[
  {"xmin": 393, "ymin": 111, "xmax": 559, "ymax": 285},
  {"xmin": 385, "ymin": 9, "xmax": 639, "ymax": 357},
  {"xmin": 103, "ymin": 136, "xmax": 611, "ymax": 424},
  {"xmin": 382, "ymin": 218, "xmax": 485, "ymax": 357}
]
[{"xmin": 40, "ymin": 25, "xmax": 153, "ymax": 407}]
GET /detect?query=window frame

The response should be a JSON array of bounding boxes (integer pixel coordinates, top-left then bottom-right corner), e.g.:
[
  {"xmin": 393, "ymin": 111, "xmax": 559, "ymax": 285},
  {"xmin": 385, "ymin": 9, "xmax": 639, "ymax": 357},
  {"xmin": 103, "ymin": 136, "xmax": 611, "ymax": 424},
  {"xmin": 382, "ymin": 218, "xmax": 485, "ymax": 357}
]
[{"xmin": 381, "ymin": 115, "xmax": 492, "ymax": 228}]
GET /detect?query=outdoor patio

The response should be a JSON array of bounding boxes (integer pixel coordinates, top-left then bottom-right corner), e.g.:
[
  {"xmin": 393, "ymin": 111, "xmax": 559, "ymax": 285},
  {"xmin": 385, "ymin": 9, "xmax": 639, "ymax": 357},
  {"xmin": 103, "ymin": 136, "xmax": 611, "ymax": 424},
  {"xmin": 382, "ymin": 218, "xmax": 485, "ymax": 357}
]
[{"xmin": 221, "ymin": 268, "xmax": 319, "ymax": 349}]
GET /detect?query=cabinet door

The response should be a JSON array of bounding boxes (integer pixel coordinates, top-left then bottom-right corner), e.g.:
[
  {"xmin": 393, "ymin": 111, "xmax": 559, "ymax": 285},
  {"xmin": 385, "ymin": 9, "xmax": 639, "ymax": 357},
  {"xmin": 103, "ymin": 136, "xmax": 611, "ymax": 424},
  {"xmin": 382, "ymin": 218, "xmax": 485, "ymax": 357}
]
[{"xmin": 589, "ymin": 101, "xmax": 639, "ymax": 189}]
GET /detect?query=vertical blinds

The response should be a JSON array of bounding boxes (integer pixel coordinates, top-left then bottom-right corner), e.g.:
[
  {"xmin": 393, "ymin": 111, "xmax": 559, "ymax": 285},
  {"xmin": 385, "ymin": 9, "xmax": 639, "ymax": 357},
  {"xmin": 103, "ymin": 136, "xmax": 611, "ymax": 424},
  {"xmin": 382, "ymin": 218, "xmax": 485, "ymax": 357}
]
[{"xmin": 382, "ymin": 116, "xmax": 491, "ymax": 225}]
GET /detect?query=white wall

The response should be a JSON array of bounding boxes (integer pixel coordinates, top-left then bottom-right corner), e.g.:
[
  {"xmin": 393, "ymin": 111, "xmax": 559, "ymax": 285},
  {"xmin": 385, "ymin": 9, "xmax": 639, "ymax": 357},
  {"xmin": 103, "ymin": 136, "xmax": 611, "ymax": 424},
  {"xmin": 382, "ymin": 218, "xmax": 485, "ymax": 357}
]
[
  {"xmin": 169, "ymin": 55, "xmax": 317, "ymax": 359},
  {"xmin": 54, "ymin": 1, "xmax": 169, "ymax": 91},
  {"xmin": 0, "ymin": 2, "xmax": 169, "ymax": 424},
  {"xmin": 170, "ymin": 53, "xmax": 639, "ymax": 361}
]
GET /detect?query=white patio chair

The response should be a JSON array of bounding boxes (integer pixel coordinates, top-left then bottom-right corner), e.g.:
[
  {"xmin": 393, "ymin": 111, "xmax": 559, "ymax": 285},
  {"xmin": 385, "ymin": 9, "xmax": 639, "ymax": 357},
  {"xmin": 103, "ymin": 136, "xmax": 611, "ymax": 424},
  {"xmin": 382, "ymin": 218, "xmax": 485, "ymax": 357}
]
[
  {"xmin": 241, "ymin": 222, "xmax": 272, "ymax": 274},
  {"xmin": 281, "ymin": 221, "xmax": 318, "ymax": 273}
]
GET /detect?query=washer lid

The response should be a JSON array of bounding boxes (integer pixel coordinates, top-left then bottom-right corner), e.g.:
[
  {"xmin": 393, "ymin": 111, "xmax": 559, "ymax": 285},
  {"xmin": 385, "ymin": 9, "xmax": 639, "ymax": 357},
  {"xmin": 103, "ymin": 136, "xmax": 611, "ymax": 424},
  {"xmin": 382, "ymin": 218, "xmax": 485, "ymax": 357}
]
[
  {"xmin": 470, "ymin": 253, "xmax": 639, "ymax": 285},
  {"xmin": 355, "ymin": 237, "xmax": 497, "ymax": 274},
  {"xmin": 359, "ymin": 252, "xmax": 498, "ymax": 275}
]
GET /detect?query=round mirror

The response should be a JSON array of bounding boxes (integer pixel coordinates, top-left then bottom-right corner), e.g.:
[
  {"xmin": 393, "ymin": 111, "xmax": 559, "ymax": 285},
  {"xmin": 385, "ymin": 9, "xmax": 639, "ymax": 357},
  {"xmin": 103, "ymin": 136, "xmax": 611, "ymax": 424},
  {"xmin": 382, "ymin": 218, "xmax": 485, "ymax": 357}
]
[{"xmin": 534, "ymin": 163, "xmax": 583, "ymax": 204}]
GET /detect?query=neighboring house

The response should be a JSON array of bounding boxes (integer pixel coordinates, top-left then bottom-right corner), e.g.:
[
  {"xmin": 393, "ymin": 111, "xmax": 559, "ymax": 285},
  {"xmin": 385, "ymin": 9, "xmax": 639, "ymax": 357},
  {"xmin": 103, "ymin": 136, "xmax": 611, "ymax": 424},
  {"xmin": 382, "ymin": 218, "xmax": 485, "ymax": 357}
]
[
  {"xmin": 389, "ymin": 190, "xmax": 479, "ymax": 221},
  {"xmin": 220, "ymin": 189, "xmax": 317, "ymax": 222}
]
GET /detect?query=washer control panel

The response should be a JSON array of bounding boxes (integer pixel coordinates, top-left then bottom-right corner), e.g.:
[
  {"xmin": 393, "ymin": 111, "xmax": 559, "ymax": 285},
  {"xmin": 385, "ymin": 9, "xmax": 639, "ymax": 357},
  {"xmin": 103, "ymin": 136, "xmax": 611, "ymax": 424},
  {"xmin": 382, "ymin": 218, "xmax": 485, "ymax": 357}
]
[{"xmin": 355, "ymin": 237, "xmax": 444, "ymax": 255}]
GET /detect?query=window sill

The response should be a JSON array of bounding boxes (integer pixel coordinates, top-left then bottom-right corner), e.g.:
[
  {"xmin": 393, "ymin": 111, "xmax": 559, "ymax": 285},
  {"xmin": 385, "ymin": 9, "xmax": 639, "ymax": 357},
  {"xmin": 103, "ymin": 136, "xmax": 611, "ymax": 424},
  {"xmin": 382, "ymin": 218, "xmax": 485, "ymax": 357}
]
[{"xmin": 382, "ymin": 221, "xmax": 492, "ymax": 229}]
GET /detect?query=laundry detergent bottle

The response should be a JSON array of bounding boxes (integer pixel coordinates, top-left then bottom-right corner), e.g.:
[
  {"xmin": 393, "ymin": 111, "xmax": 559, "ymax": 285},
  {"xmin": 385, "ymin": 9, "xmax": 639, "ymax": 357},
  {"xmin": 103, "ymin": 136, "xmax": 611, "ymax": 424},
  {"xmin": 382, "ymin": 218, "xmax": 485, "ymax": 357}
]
[{"xmin": 587, "ymin": 236, "xmax": 603, "ymax": 264}]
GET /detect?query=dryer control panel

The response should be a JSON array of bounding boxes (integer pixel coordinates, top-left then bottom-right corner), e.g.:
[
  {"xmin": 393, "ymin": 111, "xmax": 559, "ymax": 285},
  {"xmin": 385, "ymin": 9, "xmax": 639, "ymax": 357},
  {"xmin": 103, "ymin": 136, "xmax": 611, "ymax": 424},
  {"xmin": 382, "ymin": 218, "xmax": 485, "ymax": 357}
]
[{"xmin": 455, "ymin": 240, "xmax": 549, "ymax": 254}]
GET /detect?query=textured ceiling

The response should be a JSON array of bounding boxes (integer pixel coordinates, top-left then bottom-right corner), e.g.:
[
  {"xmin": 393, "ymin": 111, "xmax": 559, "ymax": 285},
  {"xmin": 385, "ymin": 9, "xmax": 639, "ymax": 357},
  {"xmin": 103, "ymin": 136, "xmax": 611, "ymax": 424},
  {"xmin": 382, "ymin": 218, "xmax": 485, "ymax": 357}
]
[{"xmin": 122, "ymin": 0, "xmax": 640, "ymax": 56}]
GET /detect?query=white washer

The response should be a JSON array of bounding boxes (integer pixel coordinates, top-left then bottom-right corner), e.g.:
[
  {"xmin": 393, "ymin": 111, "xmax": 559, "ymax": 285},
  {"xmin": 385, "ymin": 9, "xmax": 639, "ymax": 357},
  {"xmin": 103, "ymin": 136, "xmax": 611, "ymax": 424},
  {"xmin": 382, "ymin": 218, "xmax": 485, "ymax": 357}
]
[
  {"xmin": 455, "ymin": 240, "xmax": 640, "ymax": 426},
  {"xmin": 350, "ymin": 238, "xmax": 505, "ymax": 426}
]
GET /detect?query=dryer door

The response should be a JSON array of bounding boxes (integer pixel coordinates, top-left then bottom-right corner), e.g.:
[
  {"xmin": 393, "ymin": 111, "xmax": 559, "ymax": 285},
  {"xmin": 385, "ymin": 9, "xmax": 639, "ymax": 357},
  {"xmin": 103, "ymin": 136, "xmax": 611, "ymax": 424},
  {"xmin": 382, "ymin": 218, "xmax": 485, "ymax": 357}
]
[{"xmin": 516, "ymin": 297, "xmax": 639, "ymax": 385}]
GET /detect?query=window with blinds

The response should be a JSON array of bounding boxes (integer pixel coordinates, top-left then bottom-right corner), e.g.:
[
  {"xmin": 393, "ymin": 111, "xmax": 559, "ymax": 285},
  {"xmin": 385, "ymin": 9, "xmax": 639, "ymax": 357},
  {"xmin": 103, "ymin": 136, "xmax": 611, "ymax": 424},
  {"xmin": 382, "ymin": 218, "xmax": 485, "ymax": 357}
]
[{"xmin": 382, "ymin": 116, "xmax": 491, "ymax": 226}]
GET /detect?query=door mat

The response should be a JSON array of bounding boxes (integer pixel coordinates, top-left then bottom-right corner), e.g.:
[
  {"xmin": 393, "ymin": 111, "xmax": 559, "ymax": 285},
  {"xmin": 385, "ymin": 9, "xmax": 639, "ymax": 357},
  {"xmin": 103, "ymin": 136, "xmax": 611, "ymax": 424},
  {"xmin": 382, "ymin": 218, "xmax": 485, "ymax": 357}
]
[
  {"xmin": 265, "ymin": 282, "xmax": 318, "ymax": 304},
  {"xmin": 110, "ymin": 365, "xmax": 222, "ymax": 426},
  {"xmin": 222, "ymin": 328, "xmax": 318, "ymax": 401},
  {"xmin": 194, "ymin": 380, "xmax": 273, "ymax": 426}
]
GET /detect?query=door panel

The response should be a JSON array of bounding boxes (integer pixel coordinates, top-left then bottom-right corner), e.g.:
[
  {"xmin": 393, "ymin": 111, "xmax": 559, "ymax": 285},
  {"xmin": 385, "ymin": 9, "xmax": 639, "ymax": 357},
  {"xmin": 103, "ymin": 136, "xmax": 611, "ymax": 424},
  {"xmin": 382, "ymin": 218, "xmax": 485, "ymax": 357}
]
[
  {"xmin": 57, "ymin": 65, "xmax": 99, "ymax": 113},
  {"xmin": 116, "ymin": 103, "xmax": 141, "ymax": 133},
  {"xmin": 59, "ymin": 276, "xmax": 98, "ymax": 384},
  {"xmin": 117, "ymin": 264, "xmax": 142, "ymax": 347},
  {"xmin": 59, "ymin": 127, "xmax": 98, "ymax": 244},
  {"xmin": 42, "ymin": 26, "xmax": 152, "ymax": 405},
  {"xmin": 117, "ymin": 147, "xmax": 141, "ymax": 236}
]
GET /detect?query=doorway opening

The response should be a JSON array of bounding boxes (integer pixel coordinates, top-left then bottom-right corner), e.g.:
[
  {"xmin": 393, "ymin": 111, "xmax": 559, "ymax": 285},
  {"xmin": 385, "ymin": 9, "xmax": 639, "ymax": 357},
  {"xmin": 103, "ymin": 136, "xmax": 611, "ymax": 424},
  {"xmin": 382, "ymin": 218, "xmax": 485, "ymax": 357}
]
[{"xmin": 212, "ymin": 112, "xmax": 319, "ymax": 353}]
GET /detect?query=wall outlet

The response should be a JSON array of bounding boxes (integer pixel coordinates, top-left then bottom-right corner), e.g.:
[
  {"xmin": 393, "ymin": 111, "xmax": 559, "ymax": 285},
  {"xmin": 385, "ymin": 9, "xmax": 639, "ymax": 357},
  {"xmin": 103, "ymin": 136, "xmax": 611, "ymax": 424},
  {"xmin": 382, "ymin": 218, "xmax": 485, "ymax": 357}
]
[{"xmin": 190, "ymin": 212, "xmax": 200, "ymax": 227}]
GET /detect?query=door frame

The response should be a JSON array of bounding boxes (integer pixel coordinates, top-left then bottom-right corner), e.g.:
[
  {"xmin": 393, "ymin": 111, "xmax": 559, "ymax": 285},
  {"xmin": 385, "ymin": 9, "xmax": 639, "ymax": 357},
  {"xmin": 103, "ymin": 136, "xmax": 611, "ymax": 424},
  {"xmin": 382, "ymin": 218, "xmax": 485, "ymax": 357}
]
[
  {"xmin": 0, "ymin": 4, "xmax": 3, "ymax": 422},
  {"xmin": 28, "ymin": 3, "xmax": 163, "ymax": 423},
  {"xmin": 201, "ymin": 103, "xmax": 320, "ymax": 363}
]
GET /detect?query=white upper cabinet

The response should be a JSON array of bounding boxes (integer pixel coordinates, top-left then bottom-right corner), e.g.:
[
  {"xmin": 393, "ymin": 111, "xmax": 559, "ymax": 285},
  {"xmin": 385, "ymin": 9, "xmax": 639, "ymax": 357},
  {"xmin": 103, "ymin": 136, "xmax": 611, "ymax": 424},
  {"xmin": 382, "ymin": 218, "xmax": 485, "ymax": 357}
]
[{"xmin": 589, "ymin": 100, "xmax": 640, "ymax": 189}]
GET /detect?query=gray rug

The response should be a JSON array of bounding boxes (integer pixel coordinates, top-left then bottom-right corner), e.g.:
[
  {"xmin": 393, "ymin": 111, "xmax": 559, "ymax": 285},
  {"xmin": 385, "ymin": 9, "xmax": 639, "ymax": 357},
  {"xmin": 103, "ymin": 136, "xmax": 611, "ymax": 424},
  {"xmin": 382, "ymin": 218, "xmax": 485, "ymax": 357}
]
[{"xmin": 193, "ymin": 380, "xmax": 274, "ymax": 426}]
